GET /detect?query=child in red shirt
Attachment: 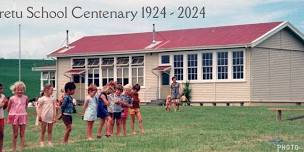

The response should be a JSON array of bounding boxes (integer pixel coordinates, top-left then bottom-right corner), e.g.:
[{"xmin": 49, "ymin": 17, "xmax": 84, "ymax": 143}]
[{"xmin": 129, "ymin": 84, "xmax": 144, "ymax": 135}]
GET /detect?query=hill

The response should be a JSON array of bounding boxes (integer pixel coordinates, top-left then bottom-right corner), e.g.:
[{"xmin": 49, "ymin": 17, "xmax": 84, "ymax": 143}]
[{"xmin": 0, "ymin": 59, "xmax": 55, "ymax": 99}]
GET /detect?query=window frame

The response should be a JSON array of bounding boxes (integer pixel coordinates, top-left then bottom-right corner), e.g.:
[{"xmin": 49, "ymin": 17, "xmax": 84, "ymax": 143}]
[
  {"xmin": 232, "ymin": 51, "xmax": 244, "ymax": 79},
  {"xmin": 159, "ymin": 49, "xmax": 245, "ymax": 83},
  {"xmin": 40, "ymin": 71, "xmax": 56, "ymax": 90},
  {"xmin": 173, "ymin": 54, "xmax": 184, "ymax": 81},
  {"xmin": 187, "ymin": 54, "xmax": 198, "ymax": 80},
  {"xmin": 202, "ymin": 52, "xmax": 213, "ymax": 80},
  {"xmin": 217, "ymin": 52, "xmax": 229, "ymax": 80},
  {"xmin": 87, "ymin": 68, "xmax": 100, "ymax": 87}
]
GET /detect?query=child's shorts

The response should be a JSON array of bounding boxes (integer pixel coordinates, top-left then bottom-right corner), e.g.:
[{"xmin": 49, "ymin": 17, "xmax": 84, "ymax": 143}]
[
  {"xmin": 113, "ymin": 112, "xmax": 121, "ymax": 120},
  {"xmin": 121, "ymin": 109, "xmax": 129, "ymax": 119},
  {"xmin": 7, "ymin": 115, "xmax": 27, "ymax": 125},
  {"xmin": 129, "ymin": 108, "xmax": 140, "ymax": 115},
  {"xmin": 62, "ymin": 115, "xmax": 72, "ymax": 125},
  {"xmin": 0, "ymin": 118, "xmax": 4, "ymax": 127}
]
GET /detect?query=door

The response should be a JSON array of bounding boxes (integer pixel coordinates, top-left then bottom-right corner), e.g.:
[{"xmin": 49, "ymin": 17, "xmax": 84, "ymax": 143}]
[
  {"xmin": 160, "ymin": 72, "xmax": 170, "ymax": 99},
  {"xmin": 72, "ymin": 74, "xmax": 86, "ymax": 102}
]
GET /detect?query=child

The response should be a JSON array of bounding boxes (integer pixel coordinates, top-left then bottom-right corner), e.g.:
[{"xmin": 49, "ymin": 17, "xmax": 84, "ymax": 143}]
[
  {"xmin": 170, "ymin": 76, "xmax": 181, "ymax": 112},
  {"xmin": 83, "ymin": 85, "xmax": 98, "ymax": 140},
  {"xmin": 7, "ymin": 81, "xmax": 28, "ymax": 152},
  {"xmin": 165, "ymin": 95, "xmax": 171, "ymax": 112},
  {"xmin": 112, "ymin": 84, "xmax": 124, "ymax": 136},
  {"xmin": 121, "ymin": 84, "xmax": 133, "ymax": 136},
  {"xmin": 37, "ymin": 84, "xmax": 56, "ymax": 147},
  {"xmin": 61, "ymin": 82, "xmax": 76, "ymax": 144},
  {"xmin": 106, "ymin": 89, "xmax": 115, "ymax": 136},
  {"xmin": 0, "ymin": 83, "xmax": 8, "ymax": 152},
  {"xmin": 130, "ymin": 84, "xmax": 144, "ymax": 135},
  {"xmin": 96, "ymin": 85, "xmax": 112, "ymax": 138}
]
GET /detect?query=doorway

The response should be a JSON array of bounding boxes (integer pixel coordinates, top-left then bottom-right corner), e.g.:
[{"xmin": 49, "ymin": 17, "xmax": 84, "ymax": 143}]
[{"xmin": 160, "ymin": 72, "xmax": 170, "ymax": 99}]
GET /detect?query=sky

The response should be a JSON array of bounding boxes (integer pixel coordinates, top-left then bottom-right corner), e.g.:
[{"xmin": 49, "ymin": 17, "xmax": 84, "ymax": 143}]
[{"xmin": 0, "ymin": 0, "xmax": 303, "ymax": 59}]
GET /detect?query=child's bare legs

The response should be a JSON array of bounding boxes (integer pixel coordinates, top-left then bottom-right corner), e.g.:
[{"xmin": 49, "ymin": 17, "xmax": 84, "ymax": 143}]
[
  {"xmin": 86, "ymin": 121, "xmax": 94, "ymax": 140},
  {"xmin": 12, "ymin": 125, "xmax": 19, "ymax": 152},
  {"xmin": 63, "ymin": 124, "xmax": 72, "ymax": 144},
  {"xmin": 176, "ymin": 99, "xmax": 180, "ymax": 111},
  {"xmin": 0, "ymin": 120, "xmax": 4, "ymax": 152},
  {"xmin": 20, "ymin": 125, "xmax": 26, "ymax": 151},
  {"xmin": 47, "ymin": 123, "xmax": 54, "ymax": 145},
  {"xmin": 115, "ymin": 119, "xmax": 121, "ymax": 136},
  {"xmin": 40, "ymin": 122, "xmax": 47, "ymax": 146},
  {"xmin": 105, "ymin": 116, "xmax": 112, "ymax": 136},
  {"xmin": 130, "ymin": 114, "xmax": 136, "ymax": 135},
  {"xmin": 121, "ymin": 118, "xmax": 127, "ymax": 136},
  {"xmin": 136, "ymin": 112, "xmax": 144, "ymax": 134},
  {"xmin": 110, "ymin": 117, "xmax": 114, "ymax": 135},
  {"xmin": 97, "ymin": 119, "xmax": 105, "ymax": 137}
]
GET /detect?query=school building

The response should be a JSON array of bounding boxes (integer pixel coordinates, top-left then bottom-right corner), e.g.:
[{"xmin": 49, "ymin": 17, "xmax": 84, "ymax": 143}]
[{"xmin": 33, "ymin": 21, "xmax": 304, "ymax": 105}]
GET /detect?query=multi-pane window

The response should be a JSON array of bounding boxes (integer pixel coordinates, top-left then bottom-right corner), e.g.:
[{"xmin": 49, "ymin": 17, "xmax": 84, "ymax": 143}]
[
  {"xmin": 101, "ymin": 58, "xmax": 114, "ymax": 86},
  {"xmin": 88, "ymin": 69, "xmax": 99, "ymax": 87},
  {"xmin": 72, "ymin": 59, "xmax": 85, "ymax": 68},
  {"xmin": 161, "ymin": 55, "xmax": 170, "ymax": 64},
  {"xmin": 217, "ymin": 52, "xmax": 228, "ymax": 79},
  {"xmin": 187, "ymin": 54, "xmax": 197, "ymax": 80},
  {"xmin": 41, "ymin": 71, "xmax": 56, "ymax": 88},
  {"xmin": 117, "ymin": 67, "xmax": 129, "ymax": 85},
  {"xmin": 117, "ymin": 57, "xmax": 130, "ymax": 86},
  {"xmin": 233, "ymin": 51, "xmax": 244, "ymax": 79},
  {"xmin": 87, "ymin": 58, "xmax": 99, "ymax": 67},
  {"xmin": 132, "ymin": 56, "xmax": 144, "ymax": 86},
  {"xmin": 174, "ymin": 55, "xmax": 183, "ymax": 80},
  {"xmin": 202, "ymin": 53, "xmax": 213, "ymax": 80},
  {"xmin": 101, "ymin": 68, "xmax": 114, "ymax": 86}
]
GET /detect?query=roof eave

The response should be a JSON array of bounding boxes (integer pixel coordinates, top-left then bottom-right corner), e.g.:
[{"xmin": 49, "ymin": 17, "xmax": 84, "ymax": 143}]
[
  {"xmin": 250, "ymin": 21, "xmax": 304, "ymax": 47},
  {"xmin": 48, "ymin": 44, "xmax": 247, "ymax": 58}
]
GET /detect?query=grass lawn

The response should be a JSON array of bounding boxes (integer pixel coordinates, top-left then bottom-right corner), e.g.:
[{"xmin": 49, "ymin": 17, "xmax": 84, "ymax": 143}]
[{"xmin": 2, "ymin": 106, "xmax": 304, "ymax": 152}]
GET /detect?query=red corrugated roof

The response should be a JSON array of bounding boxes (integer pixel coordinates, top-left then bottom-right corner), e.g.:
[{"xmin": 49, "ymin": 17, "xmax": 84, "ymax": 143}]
[{"xmin": 49, "ymin": 22, "xmax": 282, "ymax": 57}]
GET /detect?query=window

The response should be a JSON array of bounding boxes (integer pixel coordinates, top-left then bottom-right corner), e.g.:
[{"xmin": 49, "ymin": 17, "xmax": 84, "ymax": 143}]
[
  {"xmin": 117, "ymin": 57, "xmax": 129, "ymax": 66},
  {"xmin": 202, "ymin": 53, "xmax": 213, "ymax": 80},
  {"xmin": 132, "ymin": 67, "xmax": 144, "ymax": 86},
  {"xmin": 72, "ymin": 59, "xmax": 85, "ymax": 68},
  {"xmin": 117, "ymin": 67, "xmax": 129, "ymax": 85},
  {"xmin": 217, "ymin": 52, "xmax": 228, "ymax": 79},
  {"xmin": 101, "ymin": 68, "xmax": 114, "ymax": 86},
  {"xmin": 131, "ymin": 56, "xmax": 144, "ymax": 65},
  {"xmin": 41, "ymin": 71, "xmax": 56, "ymax": 88},
  {"xmin": 187, "ymin": 54, "xmax": 197, "ymax": 80},
  {"xmin": 233, "ymin": 51, "xmax": 244, "ymax": 79},
  {"xmin": 101, "ymin": 58, "xmax": 114, "ymax": 66},
  {"xmin": 88, "ymin": 69, "xmax": 99, "ymax": 87},
  {"xmin": 101, "ymin": 58, "xmax": 114, "ymax": 86},
  {"xmin": 161, "ymin": 55, "xmax": 170, "ymax": 64},
  {"xmin": 173, "ymin": 55, "xmax": 183, "ymax": 80},
  {"xmin": 73, "ymin": 75, "xmax": 85, "ymax": 83},
  {"xmin": 87, "ymin": 58, "xmax": 99, "ymax": 67},
  {"xmin": 132, "ymin": 56, "xmax": 144, "ymax": 86},
  {"xmin": 161, "ymin": 73, "xmax": 170, "ymax": 85}
]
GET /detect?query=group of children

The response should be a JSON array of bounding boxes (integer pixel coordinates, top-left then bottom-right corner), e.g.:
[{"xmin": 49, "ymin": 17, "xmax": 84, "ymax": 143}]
[
  {"xmin": 83, "ymin": 82, "xmax": 144, "ymax": 140},
  {"xmin": 0, "ymin": 81, "xmax": 144, "ymax": 152}
]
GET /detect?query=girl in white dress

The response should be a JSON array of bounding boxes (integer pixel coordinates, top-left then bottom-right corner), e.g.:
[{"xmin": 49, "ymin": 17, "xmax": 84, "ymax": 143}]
[{"xmin": 37, "ymin": 84, "xmax": 56, "ymax": 147}]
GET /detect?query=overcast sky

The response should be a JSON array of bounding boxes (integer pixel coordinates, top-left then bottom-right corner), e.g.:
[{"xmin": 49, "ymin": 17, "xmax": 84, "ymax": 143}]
[{"xmin": 0, "ymin": 0, "xmax": 303, "ymax": 59}]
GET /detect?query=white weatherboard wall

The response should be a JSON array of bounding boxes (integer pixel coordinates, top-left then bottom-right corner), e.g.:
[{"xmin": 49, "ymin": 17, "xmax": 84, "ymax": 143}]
[
  {"xmin": 139, "ymin": 53, "xmax": 158, "ymax": 102},
  {"xmin": 191, "ymin": 48, "xmax": 251, "ymax": 102},
  {"xmin": 251, "ymin": 28, "xmax": 304, "ymax": 102},
  {"xmin": 56, "ymin": 57, "xmax": 71, "ymax": 98}
]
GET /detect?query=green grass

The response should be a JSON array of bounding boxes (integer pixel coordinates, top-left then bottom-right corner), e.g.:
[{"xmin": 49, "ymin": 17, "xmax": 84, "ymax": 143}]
[
  {"xmin": 0, "ymin": 59, "xmax": 55, "ymax": 99},
  {"xmin": 2, "ymin": 106, "xmax": 304, "ymax": 152}
]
